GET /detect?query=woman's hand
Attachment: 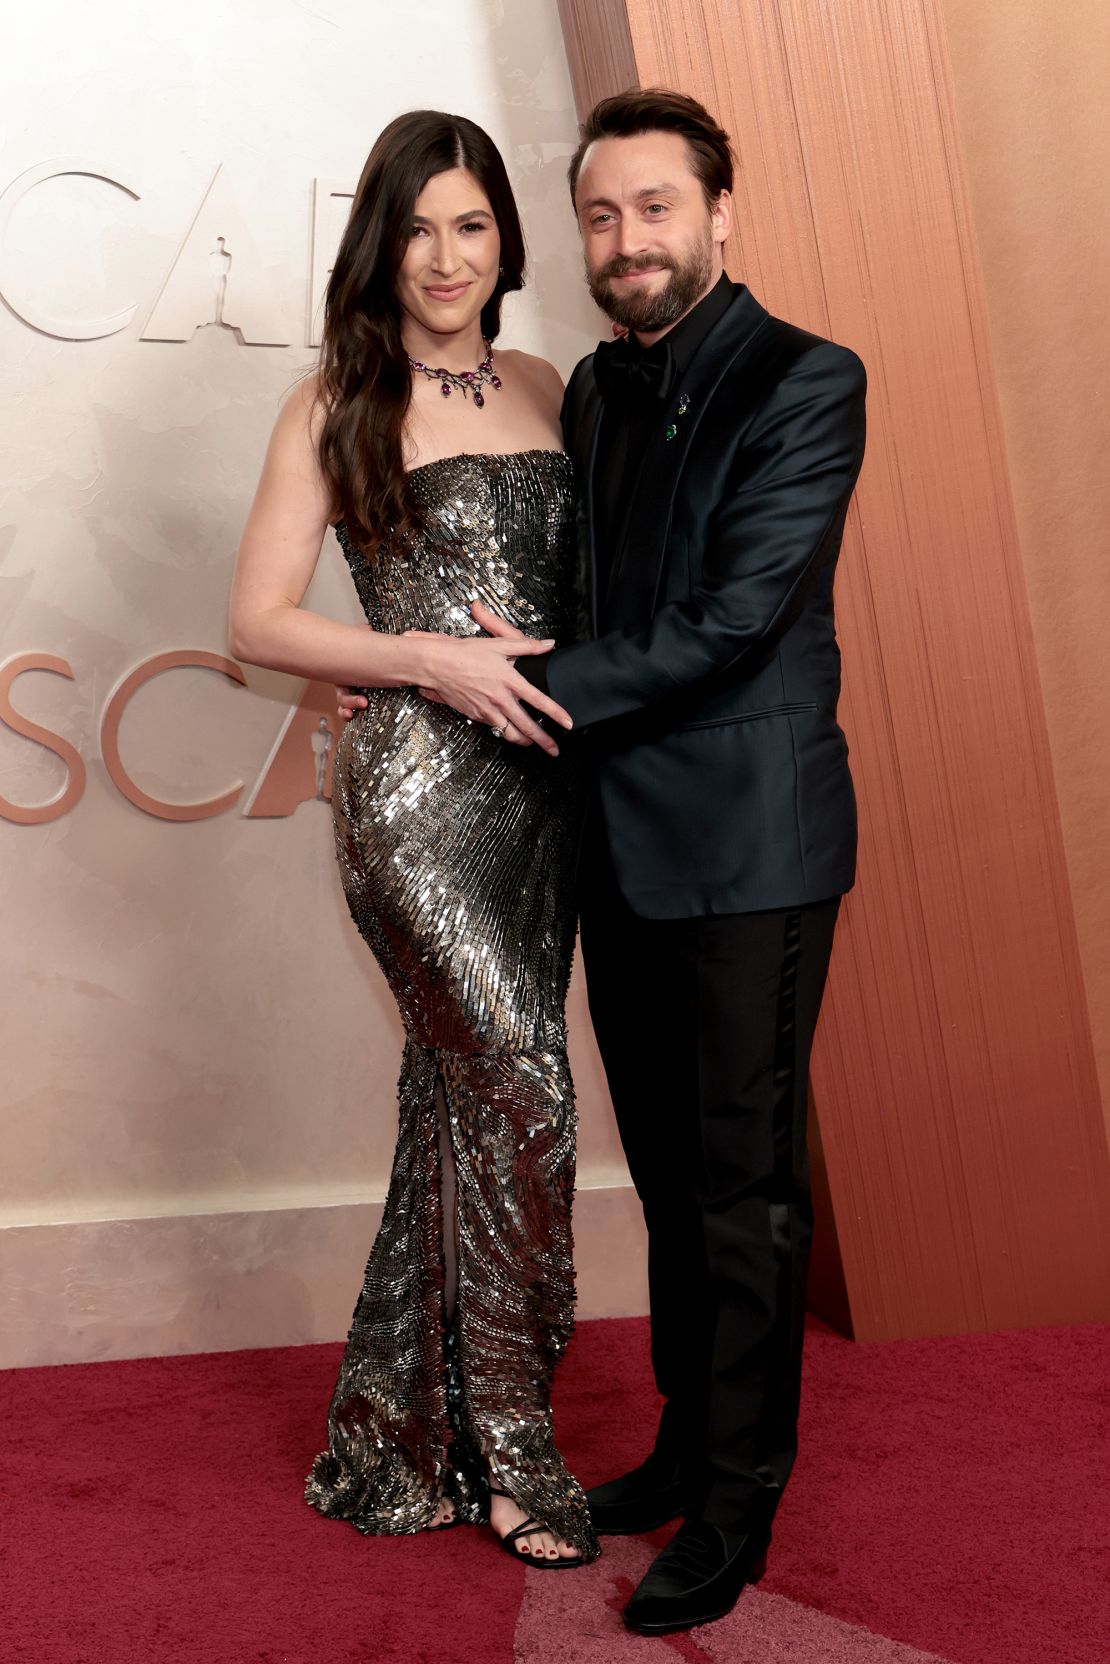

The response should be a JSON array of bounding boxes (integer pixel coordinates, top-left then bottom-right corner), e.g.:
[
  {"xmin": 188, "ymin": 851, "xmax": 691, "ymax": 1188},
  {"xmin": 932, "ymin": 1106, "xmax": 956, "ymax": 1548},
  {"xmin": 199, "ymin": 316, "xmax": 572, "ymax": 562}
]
[
  {"xmin": 334, "ymin": 623, "xmax": 572, "ymax": 756},
  {"xmin": 410, "ymin": 630, "xmax": 570, "ymax": 756}
]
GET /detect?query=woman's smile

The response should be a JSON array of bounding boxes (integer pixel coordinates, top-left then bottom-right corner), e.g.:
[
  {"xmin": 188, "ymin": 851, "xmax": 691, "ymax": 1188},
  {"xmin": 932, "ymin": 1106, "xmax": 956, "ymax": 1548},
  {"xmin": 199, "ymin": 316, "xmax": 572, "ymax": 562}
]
[{"xmin": 423, "ymin": 280, "xmax": 472, "ymax": 301}]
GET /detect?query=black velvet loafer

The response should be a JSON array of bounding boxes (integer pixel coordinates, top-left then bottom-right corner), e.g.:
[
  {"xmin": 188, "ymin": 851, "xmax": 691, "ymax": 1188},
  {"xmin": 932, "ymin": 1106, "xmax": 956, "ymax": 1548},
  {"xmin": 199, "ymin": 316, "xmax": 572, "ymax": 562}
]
[
  {"xmin": 585, "ymin": 1454, "xmax": 687, "ymax": 1535},
  {"xmin": 623, "ymin": 1518, "xmax": 770, "ymax": 1634}
]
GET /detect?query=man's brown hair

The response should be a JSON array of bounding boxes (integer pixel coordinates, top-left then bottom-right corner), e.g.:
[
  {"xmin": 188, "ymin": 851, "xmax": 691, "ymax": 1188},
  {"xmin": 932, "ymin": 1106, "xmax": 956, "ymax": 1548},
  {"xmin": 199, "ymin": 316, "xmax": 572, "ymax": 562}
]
[{"xmin": 567, "ymin": 87, "xmax": 735, "ymax": 206}]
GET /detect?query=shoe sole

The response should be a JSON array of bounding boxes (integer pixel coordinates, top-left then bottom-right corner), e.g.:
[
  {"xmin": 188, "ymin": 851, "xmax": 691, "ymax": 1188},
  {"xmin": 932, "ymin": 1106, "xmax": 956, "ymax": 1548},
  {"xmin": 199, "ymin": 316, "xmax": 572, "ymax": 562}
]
[
  {"xmin": 594, "ymin": 1506, "xmax": 685, "ymax": 1537},
  {"xmin": 622, "ymin": 1555, "xmax": 767, "ymax": 1634}
]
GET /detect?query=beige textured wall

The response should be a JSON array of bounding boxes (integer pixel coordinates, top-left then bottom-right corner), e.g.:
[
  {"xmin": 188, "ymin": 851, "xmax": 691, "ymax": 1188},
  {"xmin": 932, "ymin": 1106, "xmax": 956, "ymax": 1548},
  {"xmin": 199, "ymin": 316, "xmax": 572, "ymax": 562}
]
[
  {"xmin": 0, "ymin": 0, "xmax": 635, "ymax": 1366},
  {"xmin": 939, "ymin": 0, "xmax": 1110, "ymax": 1140}
]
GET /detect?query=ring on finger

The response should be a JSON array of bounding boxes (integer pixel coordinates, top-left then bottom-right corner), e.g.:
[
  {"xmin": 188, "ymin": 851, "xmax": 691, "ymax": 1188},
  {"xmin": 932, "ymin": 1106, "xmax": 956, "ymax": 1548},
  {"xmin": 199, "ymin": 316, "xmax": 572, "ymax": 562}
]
[{"xmin": 490, "ymin": 726, "xmax": 504, "ymax": 739}]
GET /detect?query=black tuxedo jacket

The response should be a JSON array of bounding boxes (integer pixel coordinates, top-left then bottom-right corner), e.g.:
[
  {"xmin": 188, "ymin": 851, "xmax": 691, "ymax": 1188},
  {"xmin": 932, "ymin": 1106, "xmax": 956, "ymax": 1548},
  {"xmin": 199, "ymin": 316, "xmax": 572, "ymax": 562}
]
[{"xmin": 547, "ymin": 284, "xmax": 867, "ymax": 919}]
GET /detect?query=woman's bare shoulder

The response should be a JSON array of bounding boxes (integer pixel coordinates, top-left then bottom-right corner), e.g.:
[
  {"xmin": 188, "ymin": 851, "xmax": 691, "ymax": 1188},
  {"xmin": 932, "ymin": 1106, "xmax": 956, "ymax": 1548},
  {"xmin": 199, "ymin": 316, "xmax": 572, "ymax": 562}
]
[
  {"xmin": 496, "ymin": 348, "xmax": 564, "ymax": 413},
  {"xmin": 279, "ymin": 366, "xmax": 328, "ymax": 423},
  {"xmin": 255, "ymin": 368, "xmax": 332, "ymax": 501},
  {"xmin": 264, "ymin": 369, "xmax": 333, "ymax": 469}
]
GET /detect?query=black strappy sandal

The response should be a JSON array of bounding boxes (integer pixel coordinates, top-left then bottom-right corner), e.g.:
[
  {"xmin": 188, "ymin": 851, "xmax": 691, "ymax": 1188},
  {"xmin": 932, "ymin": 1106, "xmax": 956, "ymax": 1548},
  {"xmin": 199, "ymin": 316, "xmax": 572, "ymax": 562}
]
[{"xmin": 489, "ymin": 1486, "xmax": 587, "ymax": 1571}]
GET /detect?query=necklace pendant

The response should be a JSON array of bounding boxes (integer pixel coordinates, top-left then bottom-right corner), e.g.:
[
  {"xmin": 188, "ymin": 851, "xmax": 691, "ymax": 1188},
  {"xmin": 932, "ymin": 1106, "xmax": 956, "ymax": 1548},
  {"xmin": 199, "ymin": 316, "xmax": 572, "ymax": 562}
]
[{"xmin": 409, "ymin": 337, "xmax": 496, "ymax": 407}]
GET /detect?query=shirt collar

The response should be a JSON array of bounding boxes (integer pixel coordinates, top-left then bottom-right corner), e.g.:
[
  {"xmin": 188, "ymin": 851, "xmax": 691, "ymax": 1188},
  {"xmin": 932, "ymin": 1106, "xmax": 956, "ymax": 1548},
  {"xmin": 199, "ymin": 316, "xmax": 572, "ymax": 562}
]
[{"xmin": 632, "ymin": 271, "xmax": 736, "ymax": 377}]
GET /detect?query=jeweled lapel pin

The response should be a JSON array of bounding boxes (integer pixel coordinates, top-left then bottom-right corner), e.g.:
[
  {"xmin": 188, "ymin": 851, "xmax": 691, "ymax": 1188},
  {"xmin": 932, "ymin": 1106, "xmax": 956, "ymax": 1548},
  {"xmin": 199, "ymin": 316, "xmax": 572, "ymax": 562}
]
[{"xmin": 665, "ymin": 392, "xmax": 691, "ymax": 441}]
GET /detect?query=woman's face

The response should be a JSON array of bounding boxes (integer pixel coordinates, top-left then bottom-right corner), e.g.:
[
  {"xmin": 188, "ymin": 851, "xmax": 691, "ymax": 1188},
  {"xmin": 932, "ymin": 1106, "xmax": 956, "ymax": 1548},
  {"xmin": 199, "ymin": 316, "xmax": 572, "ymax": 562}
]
[{"xmin": 396, "ymin": 167, "xmax": 501, "ymax": 340}]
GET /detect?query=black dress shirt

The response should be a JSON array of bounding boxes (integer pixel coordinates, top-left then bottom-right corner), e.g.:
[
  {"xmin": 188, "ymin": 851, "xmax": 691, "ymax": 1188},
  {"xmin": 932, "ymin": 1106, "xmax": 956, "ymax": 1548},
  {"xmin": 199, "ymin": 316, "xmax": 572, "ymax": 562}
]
[
  {"xmin": 593, "ymin": 272, "xmax": 736, "ymax": 603},
  {"xmin": 520, "ymin": 273, "xmax": 737, "ymax": 701}
]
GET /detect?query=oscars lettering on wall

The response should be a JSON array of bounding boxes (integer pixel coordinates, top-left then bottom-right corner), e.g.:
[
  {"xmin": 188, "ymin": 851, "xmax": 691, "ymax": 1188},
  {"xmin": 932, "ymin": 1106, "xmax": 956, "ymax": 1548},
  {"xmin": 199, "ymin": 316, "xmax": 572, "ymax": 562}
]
[
  {"xmin": 0, "ymin": 159, "xmax": 354, "ymax": 344},
  {"xmin": 0, "ymin": 159, "xmax": 358, "ymax": 827},
  {"xmin": 0, "ymin": 653, "xmax": 341, "ymax": 827}
]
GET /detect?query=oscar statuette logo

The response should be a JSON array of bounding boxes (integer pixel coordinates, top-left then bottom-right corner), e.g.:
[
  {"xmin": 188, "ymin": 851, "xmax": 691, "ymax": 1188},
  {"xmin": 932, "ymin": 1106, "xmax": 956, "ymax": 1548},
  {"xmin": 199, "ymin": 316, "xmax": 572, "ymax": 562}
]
[{"xmin": 0, "ymin": 652, "xmax": 340, "ymax": 825}]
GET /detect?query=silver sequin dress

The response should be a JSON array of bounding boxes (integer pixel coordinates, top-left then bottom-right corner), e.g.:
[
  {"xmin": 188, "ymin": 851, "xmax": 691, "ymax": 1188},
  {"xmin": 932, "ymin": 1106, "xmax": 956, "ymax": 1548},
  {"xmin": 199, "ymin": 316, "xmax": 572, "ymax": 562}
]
[{"xmin": 305, "ymin": 449, "xmax": 598, "ymax": 1560}]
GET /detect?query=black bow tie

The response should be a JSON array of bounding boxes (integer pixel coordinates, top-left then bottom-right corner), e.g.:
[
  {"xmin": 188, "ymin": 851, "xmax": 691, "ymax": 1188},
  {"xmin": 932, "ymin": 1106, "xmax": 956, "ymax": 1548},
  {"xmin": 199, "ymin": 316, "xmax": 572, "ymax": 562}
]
[{"xmin": 592, "ymin": 333, "xmax": 678, "ymax": 405}]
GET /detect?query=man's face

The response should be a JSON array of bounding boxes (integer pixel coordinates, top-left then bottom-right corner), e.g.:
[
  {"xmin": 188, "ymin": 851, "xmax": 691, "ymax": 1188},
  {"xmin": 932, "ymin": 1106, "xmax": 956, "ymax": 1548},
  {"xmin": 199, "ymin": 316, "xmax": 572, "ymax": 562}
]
[{"xmin": 575, "ymin": 131, "xmax": 731, "ymax": 335}]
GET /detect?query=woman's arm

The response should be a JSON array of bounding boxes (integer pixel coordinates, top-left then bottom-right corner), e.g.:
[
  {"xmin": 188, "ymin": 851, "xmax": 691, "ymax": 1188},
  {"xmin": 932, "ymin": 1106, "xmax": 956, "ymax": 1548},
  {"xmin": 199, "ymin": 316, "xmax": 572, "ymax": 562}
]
[
  {"xmin": 229, "ymin": 377, "xmax": 421, "ymax": 686},
  {"xmin": 229, "ymin": 377, "xmax": 571, "ymax": 753}
]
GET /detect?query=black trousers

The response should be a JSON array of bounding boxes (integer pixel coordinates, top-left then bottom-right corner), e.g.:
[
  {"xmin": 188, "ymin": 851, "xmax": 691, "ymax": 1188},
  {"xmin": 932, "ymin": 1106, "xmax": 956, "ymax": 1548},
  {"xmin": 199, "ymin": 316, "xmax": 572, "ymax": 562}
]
[{"xmin": 578, "ymin": 822, "xmax": 840, "ymax": 1532}]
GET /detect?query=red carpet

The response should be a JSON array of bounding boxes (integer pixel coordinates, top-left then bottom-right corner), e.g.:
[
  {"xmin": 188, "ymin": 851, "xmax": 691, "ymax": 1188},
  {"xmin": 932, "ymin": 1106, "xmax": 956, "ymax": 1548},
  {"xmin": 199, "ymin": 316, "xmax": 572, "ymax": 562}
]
[{"xmin": 2, "ymin": 1318, "xmax": 1107, "ymax": 1664}]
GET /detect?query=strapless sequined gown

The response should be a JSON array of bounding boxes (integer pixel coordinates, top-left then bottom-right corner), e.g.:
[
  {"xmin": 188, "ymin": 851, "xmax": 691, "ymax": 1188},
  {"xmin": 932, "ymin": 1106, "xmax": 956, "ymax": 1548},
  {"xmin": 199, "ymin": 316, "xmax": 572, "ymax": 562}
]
[{"xmin": 305, "ymin": 450, "xmax": 597, "ymax": 1560}]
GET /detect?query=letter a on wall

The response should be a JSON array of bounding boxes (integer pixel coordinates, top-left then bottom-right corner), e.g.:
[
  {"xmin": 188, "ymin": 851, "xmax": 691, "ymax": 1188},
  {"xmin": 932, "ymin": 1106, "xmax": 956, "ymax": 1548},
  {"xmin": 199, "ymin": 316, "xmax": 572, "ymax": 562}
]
[
  {"xmin": 141, "ymin": 165, "xmax": 290, "ymax": 344},
  {"xmin": 307, "ymin": 179, "xmax": 354, "ymax": 347},
  {"xmin": 241, "ymin": 680, "xmax": 340, "ymax": 818}
]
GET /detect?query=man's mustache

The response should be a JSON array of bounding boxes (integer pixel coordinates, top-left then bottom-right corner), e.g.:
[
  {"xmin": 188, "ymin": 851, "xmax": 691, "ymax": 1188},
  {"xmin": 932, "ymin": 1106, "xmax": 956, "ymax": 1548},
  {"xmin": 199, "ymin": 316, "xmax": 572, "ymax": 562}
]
[{"xmin": 596, "ymin": 253, "xmax": 673, "ymax": 282}]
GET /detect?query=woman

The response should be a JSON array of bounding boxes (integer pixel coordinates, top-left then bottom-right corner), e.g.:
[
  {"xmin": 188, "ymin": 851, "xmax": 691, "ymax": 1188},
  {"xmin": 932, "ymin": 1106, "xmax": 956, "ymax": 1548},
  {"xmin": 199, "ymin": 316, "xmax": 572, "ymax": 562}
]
[{"xmin": 229, "ymin": 110, "xmax": 597, "ymax": 1567}]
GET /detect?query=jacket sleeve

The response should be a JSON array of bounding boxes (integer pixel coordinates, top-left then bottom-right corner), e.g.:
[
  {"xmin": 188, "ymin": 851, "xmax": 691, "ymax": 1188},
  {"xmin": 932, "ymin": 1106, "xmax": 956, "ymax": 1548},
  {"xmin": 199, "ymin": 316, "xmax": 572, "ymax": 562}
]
[{"xmin": 543, "ymin": 342, "xmax": 866, "ymax": 730}]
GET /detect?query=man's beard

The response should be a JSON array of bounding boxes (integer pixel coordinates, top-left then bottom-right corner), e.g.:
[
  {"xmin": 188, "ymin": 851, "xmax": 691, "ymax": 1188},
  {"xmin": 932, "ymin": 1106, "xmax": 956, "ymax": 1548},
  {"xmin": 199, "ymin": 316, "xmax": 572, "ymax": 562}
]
[{"xmin": 587, "ymin": 230, "xmax": 714, "ymax": 333}]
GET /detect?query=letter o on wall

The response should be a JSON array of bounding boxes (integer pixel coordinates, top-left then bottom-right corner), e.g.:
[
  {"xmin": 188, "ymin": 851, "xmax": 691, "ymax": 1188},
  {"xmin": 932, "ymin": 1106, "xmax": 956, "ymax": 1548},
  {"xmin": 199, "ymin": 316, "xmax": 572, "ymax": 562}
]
[{"xmin": 0, "ymin": 159, "xmax": 140, "ymax": 339}]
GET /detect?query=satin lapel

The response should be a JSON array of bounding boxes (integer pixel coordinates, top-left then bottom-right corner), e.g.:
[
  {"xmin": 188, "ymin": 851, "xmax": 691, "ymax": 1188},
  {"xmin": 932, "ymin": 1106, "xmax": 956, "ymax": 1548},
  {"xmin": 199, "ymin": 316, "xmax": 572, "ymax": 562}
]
[
  {"xmin": 573, "ymin": 370, "xmax": 604, "ymax": 637},
  {"xmin": 604, "ymin": 287, "xmax": 771, "ymax": 626}
]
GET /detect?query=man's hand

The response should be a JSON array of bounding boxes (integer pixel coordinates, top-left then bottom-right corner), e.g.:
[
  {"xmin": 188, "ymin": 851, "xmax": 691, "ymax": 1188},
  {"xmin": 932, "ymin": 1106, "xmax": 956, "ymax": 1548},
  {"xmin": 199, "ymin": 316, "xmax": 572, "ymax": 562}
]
[{"xmin": 336, "ymin": 686, "xmax": 367, "ymax": 721}]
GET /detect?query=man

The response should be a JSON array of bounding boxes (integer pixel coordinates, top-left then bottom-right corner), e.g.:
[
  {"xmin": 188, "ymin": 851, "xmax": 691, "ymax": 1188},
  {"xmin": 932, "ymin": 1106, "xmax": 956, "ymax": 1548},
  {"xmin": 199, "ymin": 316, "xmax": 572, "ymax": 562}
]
[{"xmin": 486, "ymin": 88, "xmax": 866, "ymax": 1634}]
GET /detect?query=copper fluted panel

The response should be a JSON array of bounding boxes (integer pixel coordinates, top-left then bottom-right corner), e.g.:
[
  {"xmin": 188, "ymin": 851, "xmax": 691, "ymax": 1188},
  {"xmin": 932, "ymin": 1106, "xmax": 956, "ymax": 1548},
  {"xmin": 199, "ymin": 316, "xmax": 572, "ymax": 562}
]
[
  {"xmin": 805, "ymin": 1087, "xmax": 853, "ymax": 1338},
  {"xmin": 556, "ymin": 0, "xmax": 1110, "ymax": 1337},
  {"xmin": 556, "ymin": 0, "xmax": 637, "ymax": 115}
]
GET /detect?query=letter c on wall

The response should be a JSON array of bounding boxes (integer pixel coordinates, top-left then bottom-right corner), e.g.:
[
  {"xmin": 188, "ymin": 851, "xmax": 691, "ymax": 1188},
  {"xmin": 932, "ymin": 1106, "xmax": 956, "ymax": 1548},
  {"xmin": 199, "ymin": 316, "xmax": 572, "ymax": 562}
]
[
  {"xmin": 101, "ymin": 651, "xmax": 246, "ymax": 821},
  {"xmin": 0, "ymin": 160, "xmax": 140, "ymax": 339}
]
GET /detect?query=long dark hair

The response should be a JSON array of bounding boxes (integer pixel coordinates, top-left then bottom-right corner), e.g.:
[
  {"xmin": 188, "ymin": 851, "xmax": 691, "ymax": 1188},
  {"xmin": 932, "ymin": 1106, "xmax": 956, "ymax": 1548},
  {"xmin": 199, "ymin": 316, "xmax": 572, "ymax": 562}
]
[{"xmin": 316, "ymin": 111, "xmax": 526, "ymax": 552}]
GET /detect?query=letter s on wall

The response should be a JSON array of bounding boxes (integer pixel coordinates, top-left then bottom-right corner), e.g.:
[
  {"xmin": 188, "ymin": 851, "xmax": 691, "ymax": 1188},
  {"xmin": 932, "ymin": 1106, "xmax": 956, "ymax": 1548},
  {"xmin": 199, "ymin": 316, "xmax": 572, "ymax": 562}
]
[{"xmin": 0, "ymin": 654, "xmax": 87, "ymax": 824}]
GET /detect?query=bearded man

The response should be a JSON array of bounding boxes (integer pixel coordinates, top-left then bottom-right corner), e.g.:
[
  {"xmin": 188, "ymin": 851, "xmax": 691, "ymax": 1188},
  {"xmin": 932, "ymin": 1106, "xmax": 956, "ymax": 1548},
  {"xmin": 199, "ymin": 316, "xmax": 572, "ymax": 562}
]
[{"xmin": 487, "ymin": 88, "xmax": 867, "ymax": 1635}]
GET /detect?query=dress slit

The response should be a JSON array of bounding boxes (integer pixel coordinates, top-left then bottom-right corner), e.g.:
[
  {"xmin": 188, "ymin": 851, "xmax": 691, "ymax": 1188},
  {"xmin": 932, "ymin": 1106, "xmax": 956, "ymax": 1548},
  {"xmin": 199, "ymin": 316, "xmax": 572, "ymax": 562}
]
[
  {"xmin": 441, "ymin": 1046, "xmax": 594, "ymax": 1553},
  {"xmin": 433, "ymin": 1069, "xmax": 459, "ymax": 1322}
]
